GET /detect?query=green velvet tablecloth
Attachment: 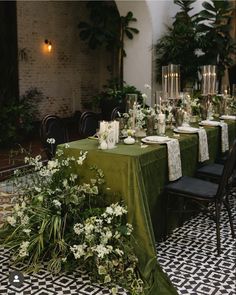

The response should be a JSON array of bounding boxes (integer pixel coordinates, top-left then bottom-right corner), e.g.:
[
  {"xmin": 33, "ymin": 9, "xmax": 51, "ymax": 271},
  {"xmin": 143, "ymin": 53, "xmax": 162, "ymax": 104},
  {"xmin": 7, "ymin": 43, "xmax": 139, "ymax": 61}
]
[{"xmin": 62, "ymin": 120, "xmax": 235, "ymax": 295}]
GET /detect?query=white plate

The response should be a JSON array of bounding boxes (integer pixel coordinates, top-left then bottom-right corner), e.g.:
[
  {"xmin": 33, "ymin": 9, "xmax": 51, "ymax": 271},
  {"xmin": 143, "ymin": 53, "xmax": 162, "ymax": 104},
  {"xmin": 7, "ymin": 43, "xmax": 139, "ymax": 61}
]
[
  {"xmin": 199, "ymin": 120, "xmax": 220, "ymax": 127},
  {"xmin": 141, "ymin": 136, "xmax": 171, "ymax": 144},
  {"xmin": 173, "ymin": 127, "xmax": 199, "ymax": 134},
  {"xmin": 219, "ymin": 115, "xmax": 236, "ymax": 121}
]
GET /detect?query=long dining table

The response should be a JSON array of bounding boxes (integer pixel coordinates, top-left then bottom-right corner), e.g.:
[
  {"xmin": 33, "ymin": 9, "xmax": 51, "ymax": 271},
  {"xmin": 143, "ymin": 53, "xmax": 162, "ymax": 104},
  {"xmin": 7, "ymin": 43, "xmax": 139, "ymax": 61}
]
[{"xmin": 62, "ymin": 120, "xmax": 236, "ymax": 295}]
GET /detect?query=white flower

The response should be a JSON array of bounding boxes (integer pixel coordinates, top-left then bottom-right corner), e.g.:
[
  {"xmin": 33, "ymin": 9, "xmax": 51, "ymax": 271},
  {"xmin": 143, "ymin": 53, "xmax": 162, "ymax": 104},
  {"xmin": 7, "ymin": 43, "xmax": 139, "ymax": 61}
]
[
  {"xmin": 24, "ymin": 157, "xmax": 29, "ymax": 164},
  {"xmin": 56, "ymin": 149, "xmax": 63, "ymax": 156},
  {"xmin": 21, "ymin": 215, "xmax": 29, "ymax": 226},
  {"xmin": 70, "ymin": 174, "xmax": 77, "ymax": 182},
  {"xmin": 47, "ymin": 160, "xmax": 58, "ymax": 170},
  {"xmin": 47, "ymin": 138, "xmax": 55, "ymax": 144},
  {"xmin": 52, "ymin": 199, "xmax": 61, "ymax": 208},
  {"xmin": 114, "ymin": 231, "xmax": 121, "ymax": 239},
  {"xmin": 7, "ymin": 216, "xmax": 16, "ymax": 227},
  {"xmin": 35, "ymin": 187, "xmax": 42, "ymax": 193},
  {"xmin": 113, "ymin": 204, "xmax": 127, "ymax": 216},
  {"xmin": 73, "ymin": 223, "xmax": 84, "ymax": 235},
  {"xmin": 126, "ymin": 223, "xmax": 133, "ymax": 235},
  {"xmin": 93, "ymin": 244, "xmax": 113, "ymax": 259},
  {"xmin": 115, "ymin": 248, "xmax": 124, "ymax": 256},
  {"xmin": 100, "ymin": 229, "xmax": 112, "ymax": 244},
  {"xmin": 19, "ymin": 241, "xmax": 30, "ymax": 257},
  {"xmin": 70, "ymin": 244, "xmax": 87, "ymax": 259},
  {"xmin": 63, "ymin": 179, "xmax": 68, "ymax": 188},
  {"xmin": 65, "ymin": 143, "xmax": 70, "ymax": 148},
  {"xmin": 23, "ymin": 228, "xmax": 31, "ymax": 235}
]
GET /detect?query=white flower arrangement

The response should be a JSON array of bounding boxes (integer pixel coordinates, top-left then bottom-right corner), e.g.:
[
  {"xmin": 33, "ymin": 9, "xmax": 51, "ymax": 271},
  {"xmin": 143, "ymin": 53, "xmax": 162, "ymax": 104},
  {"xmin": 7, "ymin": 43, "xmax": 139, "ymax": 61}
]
[{"xmin": 0, "ymin": 145, "xmax": 143, "ymax": 294}]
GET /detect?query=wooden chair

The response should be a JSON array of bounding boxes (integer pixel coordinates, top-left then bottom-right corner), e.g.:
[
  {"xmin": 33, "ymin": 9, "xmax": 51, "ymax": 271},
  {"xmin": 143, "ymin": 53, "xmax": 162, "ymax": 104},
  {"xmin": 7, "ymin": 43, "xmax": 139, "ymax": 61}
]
[{"xmin": 164, "ymin": 139, "xmax": 236, "ymax": 255}]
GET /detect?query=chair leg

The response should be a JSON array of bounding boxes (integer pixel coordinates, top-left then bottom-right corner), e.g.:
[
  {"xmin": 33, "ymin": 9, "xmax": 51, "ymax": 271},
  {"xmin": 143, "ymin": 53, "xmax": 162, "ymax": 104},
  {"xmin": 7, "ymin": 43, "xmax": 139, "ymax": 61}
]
[
  {"xmin": 215, "ymin": 201, "xmax": 221, "ymax": 255},
  {"xmin": 223, "ymin": 196, "xmax": 235, "ymax": 238},
  {"xmin": 164, "ymin": 193, "xmax": 170, "ymax": 240}
]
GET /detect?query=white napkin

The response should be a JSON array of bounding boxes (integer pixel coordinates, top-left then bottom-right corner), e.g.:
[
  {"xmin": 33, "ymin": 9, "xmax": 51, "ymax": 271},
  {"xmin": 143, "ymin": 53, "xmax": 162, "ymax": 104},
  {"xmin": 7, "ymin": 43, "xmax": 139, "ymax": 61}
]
[
  {"xmin": 166, "ymin": 139, "xmax": 182, "ymax": 181},
  {"xmin": 220, "ymin": 115, "xmax": 236, "ymax": 121},
  {"xmin": 197, "ymin": 128, "xmax": 209, "ymax": 162},
  {"xmin": 220, "ymin": 122, "xmax": 229, "ymax": 152},
  {"xmin": 200, "ymin": 120, "xmax": 229, "ymax": 153}
]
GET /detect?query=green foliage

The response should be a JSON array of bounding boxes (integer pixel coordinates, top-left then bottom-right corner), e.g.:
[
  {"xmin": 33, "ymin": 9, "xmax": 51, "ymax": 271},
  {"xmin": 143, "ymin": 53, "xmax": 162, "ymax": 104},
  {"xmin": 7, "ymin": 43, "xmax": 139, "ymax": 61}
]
[
  {"xmin": 79, "ymin": 2, "xmax": 138, "ymax": 55},
  {"xmin": 155, "ymin": 0, "xmax": 235, "ymax": 89},
  {"xmin": 197, "ymin": 0, "xmax": 236, "ymax": 83},
  {"xmin": 155, "ymin": 0, "xmax": 199, "ymax": 88},
  {"xmin": 93, "ymin": 79, "xmax": 143, "ymax": 107},
  {"xmin": 0, "ymin": 88, "xmax": 43, "ymax": 147},
  {"xmin": 78, "ymin": 1, "xmax": 139, "ymax": 86}
]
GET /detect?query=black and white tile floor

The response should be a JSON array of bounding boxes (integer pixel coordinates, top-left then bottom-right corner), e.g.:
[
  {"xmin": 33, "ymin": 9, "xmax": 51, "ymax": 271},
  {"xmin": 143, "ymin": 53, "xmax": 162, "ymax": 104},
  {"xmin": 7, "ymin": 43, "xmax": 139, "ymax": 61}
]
[
  {"xmin": 0, "ymin": 189, "xmax": 235, "ymax": 294},
  {"xmin": 156, "ymin": 189, "xmax": 236, "ymax": 295}
]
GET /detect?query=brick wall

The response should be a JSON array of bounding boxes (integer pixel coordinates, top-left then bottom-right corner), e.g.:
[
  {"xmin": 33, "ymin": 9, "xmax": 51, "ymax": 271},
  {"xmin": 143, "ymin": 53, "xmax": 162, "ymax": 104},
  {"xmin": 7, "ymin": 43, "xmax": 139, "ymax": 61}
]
[{"xmin": 17, "ymin": 1, "xmax": 111, "ymax": 120}]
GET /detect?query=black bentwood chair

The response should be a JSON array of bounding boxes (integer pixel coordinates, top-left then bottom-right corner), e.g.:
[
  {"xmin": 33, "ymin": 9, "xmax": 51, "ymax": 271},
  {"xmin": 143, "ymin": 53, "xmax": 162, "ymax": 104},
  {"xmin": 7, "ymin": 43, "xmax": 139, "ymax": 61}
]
[
  {"xmin": 40, "ymin": 116, "xmax": 68, "ymax": 159},
  {"xmin": 165, "ymin": 140, "xmax": 236, "ymax": 255},
  {"xmin": 79, "ymin": 111, "xmax": 100, "ymax": 138},
  {"xmin": 110, "ymin": 106, "xmax": 123, "ymax": 121}
]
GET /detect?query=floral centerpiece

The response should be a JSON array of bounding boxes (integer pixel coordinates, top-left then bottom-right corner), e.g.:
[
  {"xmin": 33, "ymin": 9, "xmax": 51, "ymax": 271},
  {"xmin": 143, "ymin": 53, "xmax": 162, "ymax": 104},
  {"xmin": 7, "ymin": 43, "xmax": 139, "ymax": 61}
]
[{"xmin": 0, "ymin": 143, "xmax": 143, "ymax": 294}]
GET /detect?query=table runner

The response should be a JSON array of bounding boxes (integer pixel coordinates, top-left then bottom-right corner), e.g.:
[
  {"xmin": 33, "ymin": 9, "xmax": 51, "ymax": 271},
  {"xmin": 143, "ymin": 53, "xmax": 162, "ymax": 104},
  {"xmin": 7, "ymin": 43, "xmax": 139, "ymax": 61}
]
[
  {"xmin": 198, "ymin": 128, "xmax": 209, "ymax": 162},
  {"xmin": 166, "ymin": 139, "xmax": 182, "ymax": 181}
]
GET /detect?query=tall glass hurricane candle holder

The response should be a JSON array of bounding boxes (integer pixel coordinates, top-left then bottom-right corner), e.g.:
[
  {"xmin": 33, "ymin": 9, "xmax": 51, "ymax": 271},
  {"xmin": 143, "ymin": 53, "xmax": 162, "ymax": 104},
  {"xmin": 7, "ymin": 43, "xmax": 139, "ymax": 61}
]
[
  {"xmin": 162, "ymin": 64, "xmax": 180, "ymax": 101},
  {"xmin": 201, "ymin": 65, "xmax": 217, "ymax": 96}
]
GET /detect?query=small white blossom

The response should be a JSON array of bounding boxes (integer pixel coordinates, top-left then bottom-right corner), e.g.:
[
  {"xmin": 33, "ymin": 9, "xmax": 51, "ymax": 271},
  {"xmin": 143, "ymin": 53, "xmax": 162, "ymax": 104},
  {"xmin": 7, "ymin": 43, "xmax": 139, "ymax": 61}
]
[
  {"xmin": 52, "ymin": 199, "xmax": 61, "ymax": 208},
  {"xmin": 47, "ymin": 138, "xmax": 55, "ymax": 144},
  {"xmin": 70, "ymin": 244, "xmax": 87, "ymax": 259},
  {"xmin": 23, "ymin": 228, "xmax": 31, "ymax": 235},
  {"xmin": 56, "ymin": 149, "xmax": 64, "ymax": 156},
  {"xmin": 19, "ymin": 241, "xmax": 30, "ymax": 257},
  {"xmin": 115, "ymin": 248, "xmax": 124, "ymax": 256},
  {"xmin": 7, "ymin": 216, "xmax": 16, "ymax": 227},
  {"xmin": 21, "ymin": 215, "xmax": 29, "ymax": 226},
  {"xmin": 63, "ymin": 179, "xmax": 68, "ymax": 188},
  {"xmin": 93, "ymin": 244, "xmax": 113, "ymax": 259},
  {"xmin": 73, "ymin": 223, "xmax": 84, "ymax": 236}
]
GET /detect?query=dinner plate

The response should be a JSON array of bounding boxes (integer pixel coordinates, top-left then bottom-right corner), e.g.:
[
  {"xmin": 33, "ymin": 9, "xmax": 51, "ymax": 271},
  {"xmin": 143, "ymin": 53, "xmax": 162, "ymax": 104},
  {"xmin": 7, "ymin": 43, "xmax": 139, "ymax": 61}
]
[
  {"xmin": 219, "ymin": 115, "xmax": 236, "ymax": 121},
  {"xmin": 199, "ymin": 120, "xmax": 220, "ymax": 127},
  {"xmin": 141, "ymin": 136, "xmax": 171, "ymax": 144},
  {"xmin": 173, "ymin": 126, "xmax": 199, "ymax": 134}
]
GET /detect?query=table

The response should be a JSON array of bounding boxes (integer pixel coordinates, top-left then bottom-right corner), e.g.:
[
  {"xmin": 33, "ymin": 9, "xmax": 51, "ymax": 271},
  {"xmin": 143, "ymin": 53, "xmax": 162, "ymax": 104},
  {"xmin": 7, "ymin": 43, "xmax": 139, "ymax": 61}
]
[{"xmin": 62, "ymin": 120, "xmax": 235, "ymax": 295}]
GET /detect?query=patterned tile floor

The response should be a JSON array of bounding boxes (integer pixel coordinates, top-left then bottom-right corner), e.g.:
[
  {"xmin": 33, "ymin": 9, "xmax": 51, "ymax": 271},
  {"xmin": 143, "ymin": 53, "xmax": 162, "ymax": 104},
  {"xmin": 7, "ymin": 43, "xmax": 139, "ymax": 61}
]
[
  {"xmin": 0, "ymin": 189, "xmax": 235, "ymax": 294},
  {"xmin": 156, "ymin": 189, "xmax": 236, "ymax": 295}
]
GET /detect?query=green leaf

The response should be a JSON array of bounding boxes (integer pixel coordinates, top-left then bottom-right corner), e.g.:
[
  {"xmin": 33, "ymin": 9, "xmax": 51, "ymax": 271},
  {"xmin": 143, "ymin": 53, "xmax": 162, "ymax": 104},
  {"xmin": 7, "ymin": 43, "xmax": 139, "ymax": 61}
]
[
  {"xmin": 202, "ymin": 1, "xmax": 216, "ymax": 12},
  {"xmin": 125, "ymin": 30, "xmax": 133, "ymax": 39},
  {"xmin": 127, "ymin": 27, "xmax": 139, "ymax": 34}
]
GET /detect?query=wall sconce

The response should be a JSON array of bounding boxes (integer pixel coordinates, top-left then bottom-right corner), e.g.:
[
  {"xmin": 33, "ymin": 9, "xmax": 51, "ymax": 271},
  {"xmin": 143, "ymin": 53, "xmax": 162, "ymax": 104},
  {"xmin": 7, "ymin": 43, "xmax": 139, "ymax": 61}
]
[{"xmin": 44, "ymin": 39, "xmax": 52, "ymax": 52}]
